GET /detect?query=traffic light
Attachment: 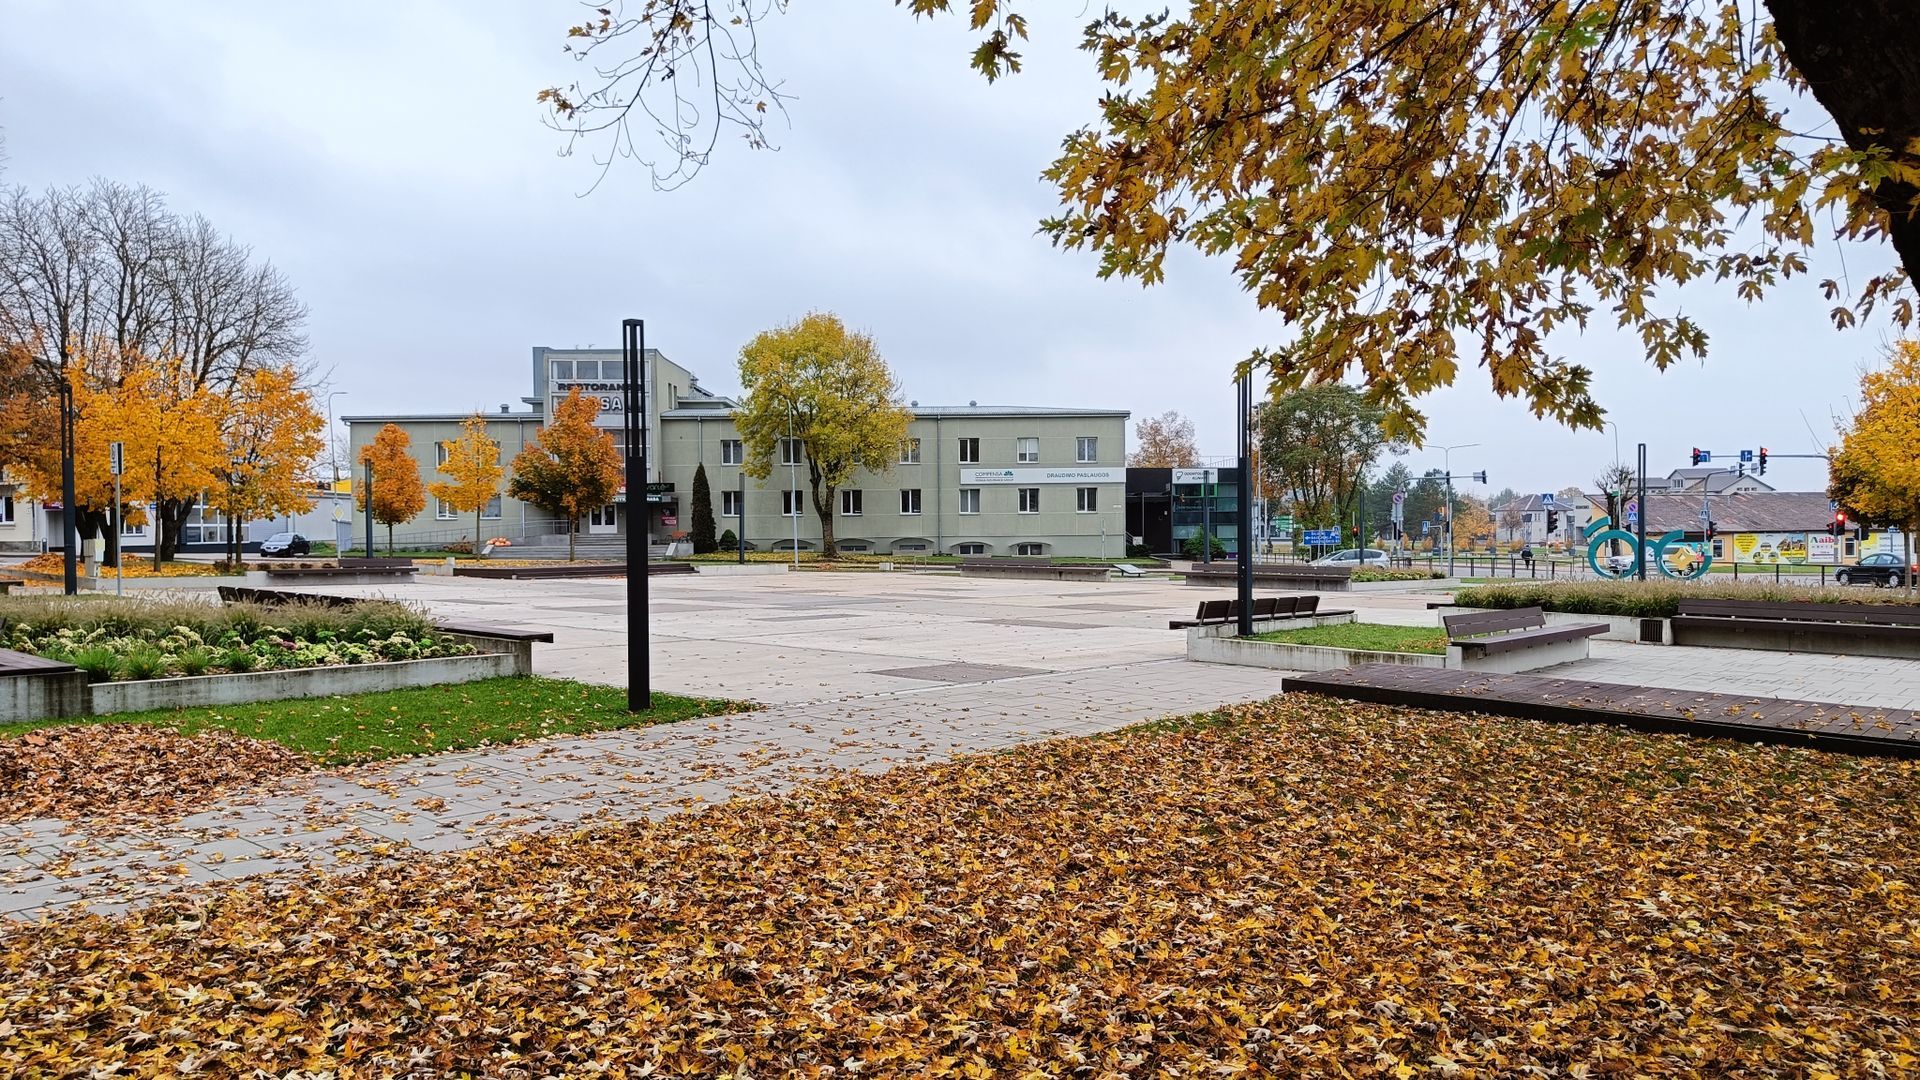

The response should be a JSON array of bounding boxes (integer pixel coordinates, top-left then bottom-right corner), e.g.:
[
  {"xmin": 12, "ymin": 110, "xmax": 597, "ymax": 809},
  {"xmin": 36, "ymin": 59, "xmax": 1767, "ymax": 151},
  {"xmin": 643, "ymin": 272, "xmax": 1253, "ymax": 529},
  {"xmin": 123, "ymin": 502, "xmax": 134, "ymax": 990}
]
[
  {"xmin": 1705, "ymin": 521, "xmax": 1716, "ymax": 541},
  {"xmin": 1757, "ymin": 447, "xmax": 1768, "ymax": 475},
  {"xmin": 1690, "ymin": 447, "xmax": 1702, "ymax": 466},
  {"xmin": 1831, "ymin": 510, "xmax": 1848, "ymax": 537},
  {"xmin": 1545, "ymin": 509, "xmax": 1560, "ymax": 533}
]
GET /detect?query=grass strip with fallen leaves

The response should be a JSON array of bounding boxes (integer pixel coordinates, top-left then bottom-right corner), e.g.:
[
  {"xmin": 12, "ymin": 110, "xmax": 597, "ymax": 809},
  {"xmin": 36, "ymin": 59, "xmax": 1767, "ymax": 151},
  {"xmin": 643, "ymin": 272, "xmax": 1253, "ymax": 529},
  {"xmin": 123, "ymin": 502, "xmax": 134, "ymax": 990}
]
[
  {"xmin": 1, "ymin": 696, "xmax": 1914, "ymax": 1075},
  {"xmin": 0, "ymin": 678, "xmax": 746, "ymax": 824},
  {"xmin": 1250, "ymin": 621, "xmax": 1449, "ymax": 654},
  {"xmin": 12, "ymin": 552, "xmax": 221, "ymax": 578}
]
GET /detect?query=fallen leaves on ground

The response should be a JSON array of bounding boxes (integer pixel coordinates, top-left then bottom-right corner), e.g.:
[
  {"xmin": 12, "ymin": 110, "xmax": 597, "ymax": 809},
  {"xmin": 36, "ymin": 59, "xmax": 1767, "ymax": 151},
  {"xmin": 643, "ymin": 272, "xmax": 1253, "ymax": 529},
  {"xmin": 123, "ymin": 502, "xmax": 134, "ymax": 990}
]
[
  {"xmin": 0, "ymin": 724, "xmax": 311, "ymax": 825},
  {"xmin": 12, "ymin": 552, "xmax": 219, "ymax": 579},
  {"xmin": 3, "ymin": 697, "xmax": 1918, "ymax": 1076}
]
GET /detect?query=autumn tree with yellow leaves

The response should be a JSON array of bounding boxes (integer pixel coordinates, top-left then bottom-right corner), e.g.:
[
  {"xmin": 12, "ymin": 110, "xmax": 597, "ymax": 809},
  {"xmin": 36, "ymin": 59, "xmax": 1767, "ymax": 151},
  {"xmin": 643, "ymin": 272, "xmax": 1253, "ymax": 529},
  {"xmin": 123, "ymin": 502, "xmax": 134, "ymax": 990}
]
[
  {"xmin": 429, "ymin": 414, "xmax": 505, "ymax": 553},
  {"xmin": 212, "ymin": 366, "xmax": 325, "ymax": 565},
  {"xmin": 357, "ymin": 424, "xmax": 427, "ymax": 555},
  {"xmin": 550, "ymin": 2, "xmax": 1920, "ymax": 440},
  {"xmin": 508, "ymin": 388, "xmax": 622, "ymax": 561},
  {"xmin": 1128, "ymin": 411, "xmax": 1199, "ymax": 468},
  {"xmin": 1831, "ymin": 340, "xmax": 1920, "ymax": 585},
  {"xmin": 735, "ymin": 313, "xmax": 910, "ymax": 558}
]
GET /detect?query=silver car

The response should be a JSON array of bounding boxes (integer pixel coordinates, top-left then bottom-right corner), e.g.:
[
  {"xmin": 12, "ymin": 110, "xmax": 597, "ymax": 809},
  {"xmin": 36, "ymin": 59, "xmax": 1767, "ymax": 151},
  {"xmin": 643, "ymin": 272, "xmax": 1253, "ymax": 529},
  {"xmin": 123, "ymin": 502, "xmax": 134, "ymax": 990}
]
[{"xmin": 1310, "ymin": 547, "xmax": 1390, "ymax": 566}]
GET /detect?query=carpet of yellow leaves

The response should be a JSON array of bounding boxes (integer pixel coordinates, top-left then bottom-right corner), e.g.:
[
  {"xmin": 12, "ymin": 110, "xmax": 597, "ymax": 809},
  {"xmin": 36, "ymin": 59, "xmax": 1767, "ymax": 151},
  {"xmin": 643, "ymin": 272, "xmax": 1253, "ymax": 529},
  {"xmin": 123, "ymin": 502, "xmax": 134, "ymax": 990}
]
[
  {"xmin": 2, "ymin": 697, "xmax": 1916, "ymax": 1075},
  {"xmin": 0, "ymin": 725, "xmax": 310, "ymax": 825},
  {"xmin": 14, "ymin": 552, "xmax": 220, "ymax": 579}
]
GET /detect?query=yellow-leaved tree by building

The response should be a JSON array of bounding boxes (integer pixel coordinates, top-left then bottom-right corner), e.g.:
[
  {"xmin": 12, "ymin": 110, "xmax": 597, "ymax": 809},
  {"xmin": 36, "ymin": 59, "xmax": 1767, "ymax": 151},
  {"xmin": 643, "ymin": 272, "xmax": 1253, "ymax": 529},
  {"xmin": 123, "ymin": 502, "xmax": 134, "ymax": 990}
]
[
  {"xmin": 429, "ymin": 414, "xmax": 505, "ymax": 553},
  {"xmin": 508, "ymin": 388, "xmax": 622, "ymax": 562},
  {"xmin": 213, "ymin": 366, "xmax": 326, "ymax": 565},
  {"xmin": 735, "ymin": 313, "xmax": 910, "ymax": 558},
  {"xmin": 1831, "ymin": 340, "xmax": 1920, "ymax": 589},
  {"xmin": 357, "ymin": 424, "xmax": 427, "ymax": 555}
]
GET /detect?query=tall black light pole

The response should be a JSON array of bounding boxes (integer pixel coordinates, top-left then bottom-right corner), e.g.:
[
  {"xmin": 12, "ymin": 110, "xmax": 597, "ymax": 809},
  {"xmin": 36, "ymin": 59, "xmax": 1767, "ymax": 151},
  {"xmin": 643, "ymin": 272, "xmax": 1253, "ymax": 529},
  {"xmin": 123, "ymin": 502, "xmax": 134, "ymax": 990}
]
[
  {"xmin": 57, "ymin": 377, "xmax": 77, "ymax": 595},
  {"xmin": 622, "ymin": 318, "xmax": 651, "ymax": 712},
  {"xmin": 1635, "ymin": 441, "xmax": 1649, "ymax": 581},
  {"xmin": 1235, "ymin": 371, "xmax": 1255, "ymax": 636}
]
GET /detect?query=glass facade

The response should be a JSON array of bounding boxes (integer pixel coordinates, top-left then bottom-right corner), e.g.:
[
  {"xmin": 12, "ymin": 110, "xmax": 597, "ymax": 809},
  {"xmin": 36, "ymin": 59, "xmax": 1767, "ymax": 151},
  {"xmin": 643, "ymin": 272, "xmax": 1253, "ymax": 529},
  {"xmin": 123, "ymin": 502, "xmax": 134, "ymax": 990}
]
[{"xmin": 1170, "ymin": 469, "xmax": 1241, "ymax": 554}]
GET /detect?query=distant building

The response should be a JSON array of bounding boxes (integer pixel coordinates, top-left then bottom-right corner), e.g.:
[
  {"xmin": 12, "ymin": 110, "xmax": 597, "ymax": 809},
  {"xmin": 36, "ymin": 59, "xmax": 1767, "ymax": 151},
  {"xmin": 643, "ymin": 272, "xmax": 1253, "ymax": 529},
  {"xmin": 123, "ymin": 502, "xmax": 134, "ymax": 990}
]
[
  {"xmin": 1664, "ymin": 467, "xmax": 1773, "ymax": 495},
  {"xmin": 348, "ymin": 346, "xmax": 1131, "ymax": 558}
]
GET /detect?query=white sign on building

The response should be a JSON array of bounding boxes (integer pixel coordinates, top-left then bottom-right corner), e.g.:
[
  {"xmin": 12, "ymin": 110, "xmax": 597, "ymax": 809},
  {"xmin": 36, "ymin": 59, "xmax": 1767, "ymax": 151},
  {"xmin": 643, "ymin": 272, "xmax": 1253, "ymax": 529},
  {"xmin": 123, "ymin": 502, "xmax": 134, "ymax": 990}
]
[{"xmin": 958, "ymin": 467, "xmax": 1126, "ymax": 485}]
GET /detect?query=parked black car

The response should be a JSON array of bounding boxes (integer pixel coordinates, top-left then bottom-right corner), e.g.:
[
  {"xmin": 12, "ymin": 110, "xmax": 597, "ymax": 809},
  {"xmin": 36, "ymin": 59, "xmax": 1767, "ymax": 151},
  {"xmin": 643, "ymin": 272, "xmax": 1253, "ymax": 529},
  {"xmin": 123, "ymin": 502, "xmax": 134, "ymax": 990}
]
[
  {"xmin": 259, "ymin": 532, "xmax": 312, "ymax": 557},
  {"xmin": 1834, "ymin": 552, "xmax": 1912, "ymax": 588}
]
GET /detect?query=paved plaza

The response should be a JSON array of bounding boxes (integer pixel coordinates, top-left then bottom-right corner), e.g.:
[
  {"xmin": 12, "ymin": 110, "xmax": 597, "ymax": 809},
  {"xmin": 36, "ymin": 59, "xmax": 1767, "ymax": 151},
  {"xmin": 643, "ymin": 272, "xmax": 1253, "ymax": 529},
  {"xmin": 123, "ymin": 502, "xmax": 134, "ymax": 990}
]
[{"xmin": 5, "ymin": 568, "xmax": 1920, "ymax": 919}]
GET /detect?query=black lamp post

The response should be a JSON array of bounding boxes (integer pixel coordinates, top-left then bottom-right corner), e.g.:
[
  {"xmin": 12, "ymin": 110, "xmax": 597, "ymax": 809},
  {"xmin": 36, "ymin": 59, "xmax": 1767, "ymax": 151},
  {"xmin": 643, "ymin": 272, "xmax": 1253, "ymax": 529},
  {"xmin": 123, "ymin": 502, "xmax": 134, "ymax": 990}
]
[
  {"xmin": 56, "ymin": 376, "xmax": 77, "ymax": 595},
  {"xmin": 622, "ymin": 318, "xmax": 651, "ymax": 712}
]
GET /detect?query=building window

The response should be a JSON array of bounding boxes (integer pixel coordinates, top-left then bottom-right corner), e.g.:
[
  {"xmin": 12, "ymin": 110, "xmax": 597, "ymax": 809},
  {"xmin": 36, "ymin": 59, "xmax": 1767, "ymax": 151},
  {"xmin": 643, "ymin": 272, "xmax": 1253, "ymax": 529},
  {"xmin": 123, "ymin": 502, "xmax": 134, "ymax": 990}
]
[
  {"xmin": 955, "ymin": 542, "xmax": 986, "ymax": 556},
  {"xmin": 840, "ymin": 542, "xmax": 869, "ymax": 552},
  {"xmin": 482, "ymin": 494, "xmax": 503, "ymax": 520},
  {"xmin": 1017, "ymin": 437, "xmax": 1039, "ymax": 463},
  {"xmin": 721, "ymin": 439, "xmax": 744, "ymax": 465},
  {"xmin": 435, "ymin": 441, "xmax": 451, "ymax": 466},
  {"xmin": 781, "ymin": 490, "xmax": 801, "ymax": 517},
  {"xmin": 900, "ymin": 489, "xmax": 923, "ymax": 515},
  {"xmin": 899, "ymin": 438, "xmax": 921, "ymax": 464},
  {"xmin": 722, "ymin": 490, "xmax": 742, "ymax": 517},
  {"xmin": 958, "ymin": 437, "xmax": 980, "ymax": 464},
  {"xmin": 1076, "ymin": 436, "xmax": 1097, "ymax": 463},
  {"xmin": 436, "ymin": 498, "xmax": 456, "ymax": 520},
  {"xmin": 1018, "ymin": 487, "xmax": 1040, "ymax": 513},
  {"xmin": 779, "ymin": 438, "xmax": 803, "ymax": 466},
  {"xmin": 1015, "ymin": 542, "xmax": 1045, "ymax": 557},
  {"xmin": 574, "ymin": 360, "xmax": 600, "ymax": 380},
  {"xmin": 841, "ymin": 489, "xmax": 863, "ymax": 516},
  {"xmin": 0, "ymin": 495, "xmax": 11, "ymax": 524},
  {"xmin": 958, "ymin": 488, "xmax": 980, "ymax": 515},
  {"xmin": 550, "ymin": 359, "xmax": 574, "ymax": 381},
  {"xmin": 897, "ymin": 542, "xmax": 928, "ymax": 552},
  {"xmin": 1076, "ymin": 487, "xmax": 1098, "ymax": 513}
]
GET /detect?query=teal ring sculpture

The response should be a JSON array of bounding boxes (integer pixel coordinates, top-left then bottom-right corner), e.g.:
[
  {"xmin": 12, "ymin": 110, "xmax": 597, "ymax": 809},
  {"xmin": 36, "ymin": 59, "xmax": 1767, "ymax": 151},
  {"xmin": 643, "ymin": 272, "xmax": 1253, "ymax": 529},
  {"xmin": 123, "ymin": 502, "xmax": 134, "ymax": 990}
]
[{"xmin": 1583, "ymin": 517, "xmax": 1711, "ymax": 581}]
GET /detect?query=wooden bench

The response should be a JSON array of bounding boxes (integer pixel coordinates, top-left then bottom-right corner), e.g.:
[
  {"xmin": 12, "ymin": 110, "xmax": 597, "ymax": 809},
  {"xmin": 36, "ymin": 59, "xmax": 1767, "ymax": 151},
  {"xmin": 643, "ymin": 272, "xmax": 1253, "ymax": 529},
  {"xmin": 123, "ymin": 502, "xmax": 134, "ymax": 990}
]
[
  {"xmin": 1183, "ymin": 563, "xmax": 1356, "ymax": 590},
  {"xmin": 1168, "ymin": 594, "xmax": 1355, "ymax": 630},
  {"xmin": 956, "ymin": 558, "xmax": 1113, "ymax": 582},
  {"xmin": 263, "ymin": 558, "xmax": 418, "ymax": 581},
  {"xmin": 0, "ymin": 647, "xmax": 77, "ymax": 677},
  {"xmin": 1442, "ymin": 606, "xmax": 1606, "ymax": 672},
  {"xmin": 1671, "ymin": 598, "xmax": 1920, "ymax": 658}
]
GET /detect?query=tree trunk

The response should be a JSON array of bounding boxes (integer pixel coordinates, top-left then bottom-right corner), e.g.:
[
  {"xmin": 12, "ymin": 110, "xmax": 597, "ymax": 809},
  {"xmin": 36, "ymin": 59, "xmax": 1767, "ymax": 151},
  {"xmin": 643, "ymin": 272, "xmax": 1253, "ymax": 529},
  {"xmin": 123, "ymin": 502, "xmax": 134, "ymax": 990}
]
[
  {"xmin": 474, "ymin": 509, "xmax": 482, "ymax": 555},
  {"xmin": 568, "ymin": 518, "xmax": 577, "ymax": 562},
  {"xmin": 104, "ymin": 512, "xmax": 120, "ymax": 568},
  {"xmin": 387, "ymin": 522, "xmax": 394, "ymax": 555},
  {"xmin": 814, "ymin": 484, "xmax": 837, "ymax": 559},
  {"xmin": 1767, "ymin": 0, "xmax": 1920, "ymax": 282}
]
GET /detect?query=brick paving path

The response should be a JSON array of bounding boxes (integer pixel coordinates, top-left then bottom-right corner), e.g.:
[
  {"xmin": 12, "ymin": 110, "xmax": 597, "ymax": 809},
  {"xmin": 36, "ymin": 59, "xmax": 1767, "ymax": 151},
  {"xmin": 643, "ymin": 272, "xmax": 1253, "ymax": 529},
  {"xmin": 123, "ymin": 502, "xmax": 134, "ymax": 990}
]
[{"xmin": 1, "ymin": 658, "xmax": 1282, "ymax": 920}]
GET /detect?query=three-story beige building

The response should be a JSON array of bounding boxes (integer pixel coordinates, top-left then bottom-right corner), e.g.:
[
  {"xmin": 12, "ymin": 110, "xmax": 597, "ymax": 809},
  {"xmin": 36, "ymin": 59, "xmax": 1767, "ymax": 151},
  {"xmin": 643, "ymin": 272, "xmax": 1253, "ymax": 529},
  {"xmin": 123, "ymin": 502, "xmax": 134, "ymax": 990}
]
[{"xmin": 345, "ymin": 346, "xmax": 1129, "ymax": 558}]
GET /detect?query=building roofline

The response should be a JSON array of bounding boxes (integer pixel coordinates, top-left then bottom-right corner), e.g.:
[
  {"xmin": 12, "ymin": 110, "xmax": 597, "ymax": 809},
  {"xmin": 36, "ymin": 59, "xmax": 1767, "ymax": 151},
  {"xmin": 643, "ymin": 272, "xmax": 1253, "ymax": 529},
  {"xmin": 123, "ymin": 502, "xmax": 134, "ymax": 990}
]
[{"xmin": 342, "ymin": 413, "xmax": 542, "ymax": 424}]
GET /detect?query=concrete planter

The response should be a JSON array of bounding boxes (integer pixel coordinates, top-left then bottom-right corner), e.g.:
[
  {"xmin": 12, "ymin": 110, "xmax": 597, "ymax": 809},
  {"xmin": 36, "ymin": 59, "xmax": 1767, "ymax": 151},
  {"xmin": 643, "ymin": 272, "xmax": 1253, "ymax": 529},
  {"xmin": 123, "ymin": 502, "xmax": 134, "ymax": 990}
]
[
  {"xmin": 1, "ymin": 631, "xmax": 537, "ymax": 723},
  {"xmin": 1191, "ymin": 634, "xmax": 1441, "ymax": 671},
  {"xmin": 684, "ymin": 563, "xmax": 793, "ymax": 576},
  {"xmin": 1449, "ymin": 606, "xmax": 1670, "ymax": 644}
]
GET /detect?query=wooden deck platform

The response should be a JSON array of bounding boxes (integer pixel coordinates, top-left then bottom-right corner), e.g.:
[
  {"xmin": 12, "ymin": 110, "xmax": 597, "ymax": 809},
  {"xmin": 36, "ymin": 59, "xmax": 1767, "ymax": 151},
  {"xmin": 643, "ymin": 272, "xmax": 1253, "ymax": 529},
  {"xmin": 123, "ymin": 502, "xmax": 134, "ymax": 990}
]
[{"xmin": 1283, "ymin": 664, "xmax": 1920, "ymax": 758}]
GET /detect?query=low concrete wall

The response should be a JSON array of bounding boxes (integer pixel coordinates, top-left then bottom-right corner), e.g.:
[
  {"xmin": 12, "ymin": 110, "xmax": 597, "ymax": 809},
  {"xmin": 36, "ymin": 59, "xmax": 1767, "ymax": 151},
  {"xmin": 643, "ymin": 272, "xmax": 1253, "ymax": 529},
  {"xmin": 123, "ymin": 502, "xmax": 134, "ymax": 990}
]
[
  {"xmin": 1191, "ymin": 635, "xmax": 1441, "ymax": 671},
  {"xmin": 2, "ymin": 631, "xmax": 536, "ymax": 723},
  {"xmin": 1444, "ymin": 635, "xmax": 1593, "ymax": 673},
  {"xmin": 1449, "ymin": 606, "xmax": 1670, "ymax": 644},
  {"xmin": 1671, "ymin": 620, "xmax": 1920, "ymax": 659},
  {"xmin": 687, "ymin": 563, "xmax": 793, "ymax": 576},
  {"xmin": 958, "ymin": 565, "xmax": 1112, "ymax": 582},
  {"xmin": 87, "ymin": 652, "xmax": 519, "ymax": 715},
  {"xmin": 0, "ymin": 669, "xmax": 90, "ymax": 722}
]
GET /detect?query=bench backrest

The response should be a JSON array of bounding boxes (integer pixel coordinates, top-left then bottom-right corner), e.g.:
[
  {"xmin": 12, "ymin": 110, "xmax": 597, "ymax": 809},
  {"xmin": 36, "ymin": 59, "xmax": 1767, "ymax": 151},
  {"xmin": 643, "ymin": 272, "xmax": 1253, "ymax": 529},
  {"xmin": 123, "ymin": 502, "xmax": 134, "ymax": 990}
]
[
  {"xmin": 1194, "ymin": 599, "xmax": 1232, "ymax": 623},
  {"xmin": 1444, "ymin": 606, "xmax": 1546, "ymax": 639},
  {"xmin": 1677, "ymin": 597, "xmax": 1920, "ymax": 626}
]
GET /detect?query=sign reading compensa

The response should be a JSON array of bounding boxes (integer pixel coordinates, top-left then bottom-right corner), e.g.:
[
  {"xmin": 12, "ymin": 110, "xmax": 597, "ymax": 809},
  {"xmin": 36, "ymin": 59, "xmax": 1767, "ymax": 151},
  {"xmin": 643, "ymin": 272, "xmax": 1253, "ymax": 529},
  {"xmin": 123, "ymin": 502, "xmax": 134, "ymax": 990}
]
[{"xmin": 958, "ymin": 468, "xmax": 1125, "ymax": 485}]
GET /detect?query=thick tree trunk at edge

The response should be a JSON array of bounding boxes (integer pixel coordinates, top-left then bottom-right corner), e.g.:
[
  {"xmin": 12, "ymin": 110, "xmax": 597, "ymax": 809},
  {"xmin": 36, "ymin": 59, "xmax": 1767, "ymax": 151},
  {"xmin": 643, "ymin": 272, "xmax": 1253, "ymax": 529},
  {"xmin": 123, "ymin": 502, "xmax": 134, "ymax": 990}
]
[{"xmin": 1768, "ymin": 0, "xmax": 1920, "ymax": 282}]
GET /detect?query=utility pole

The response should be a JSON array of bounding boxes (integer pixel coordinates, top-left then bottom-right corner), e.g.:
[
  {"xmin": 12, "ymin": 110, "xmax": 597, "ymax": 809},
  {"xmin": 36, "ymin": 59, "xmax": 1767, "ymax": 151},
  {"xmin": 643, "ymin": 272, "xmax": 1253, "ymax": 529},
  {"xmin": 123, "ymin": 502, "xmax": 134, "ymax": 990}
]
[
  {"xmin": 109, "ymin": 441, "xmax": 123, "ymax": 597},
  {"xmin": 738, "ymin": 477, "xmax": 747, "ymax": 564},
  {"xmin": 57, "ymin": 378, "xmax": 76, "ymax": 595}
]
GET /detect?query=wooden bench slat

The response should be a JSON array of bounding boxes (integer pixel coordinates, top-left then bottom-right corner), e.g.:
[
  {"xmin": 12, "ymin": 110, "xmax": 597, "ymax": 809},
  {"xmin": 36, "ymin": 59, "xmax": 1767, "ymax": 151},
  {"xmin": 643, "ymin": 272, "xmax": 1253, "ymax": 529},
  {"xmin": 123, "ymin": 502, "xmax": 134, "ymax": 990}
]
[
  {"xmin": 1676, "ymin": 598, "xmax": 1920, "ymax": 626},
  {"xmin": 1444, "ymin": 607, "xmax": 1547, "ymax": 637},
  {"xmin": 1454, "ymin": 622, "xmax": 1607, "ymax": 656}
]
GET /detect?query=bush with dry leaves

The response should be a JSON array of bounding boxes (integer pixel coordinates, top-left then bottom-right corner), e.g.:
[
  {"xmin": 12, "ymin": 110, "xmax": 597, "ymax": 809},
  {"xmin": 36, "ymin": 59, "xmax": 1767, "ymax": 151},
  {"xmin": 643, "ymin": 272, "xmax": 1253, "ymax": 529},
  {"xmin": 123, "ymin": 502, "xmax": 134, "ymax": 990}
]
[{"xmin": 0, "ymin": 697, "xmax": 1915, "ymax": 1075}]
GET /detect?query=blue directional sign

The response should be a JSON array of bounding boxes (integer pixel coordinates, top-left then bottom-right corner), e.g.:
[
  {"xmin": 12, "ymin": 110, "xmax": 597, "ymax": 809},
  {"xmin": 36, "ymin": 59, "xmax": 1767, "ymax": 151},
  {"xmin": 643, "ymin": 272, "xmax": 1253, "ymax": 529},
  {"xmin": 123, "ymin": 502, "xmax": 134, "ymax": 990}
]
[
  {"xmin": 1696, "ymin": 451, "xmax": 1712, "ymax": 463},
  {"xmin": 1303, "ymin": 528, "xmax": 1342, "ymax": 546},
  {"xmin": 1739, "ymin": 449, "xmax": 1754, "ymax": 463}
]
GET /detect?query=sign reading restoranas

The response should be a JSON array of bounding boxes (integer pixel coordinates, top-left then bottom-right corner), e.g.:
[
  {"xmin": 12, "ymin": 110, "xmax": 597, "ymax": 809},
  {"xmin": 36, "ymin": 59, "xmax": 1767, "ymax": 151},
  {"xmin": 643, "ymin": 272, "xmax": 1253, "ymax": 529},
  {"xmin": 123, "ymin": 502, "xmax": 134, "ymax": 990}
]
[{"xmin": 958, "ymin": 468, "xmax": 1124, "ymax": 485}]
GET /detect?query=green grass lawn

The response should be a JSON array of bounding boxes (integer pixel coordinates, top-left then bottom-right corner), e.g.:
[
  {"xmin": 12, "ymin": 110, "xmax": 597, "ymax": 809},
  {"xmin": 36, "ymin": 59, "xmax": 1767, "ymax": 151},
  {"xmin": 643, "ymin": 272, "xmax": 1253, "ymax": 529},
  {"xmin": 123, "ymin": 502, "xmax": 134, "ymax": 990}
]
[
  {"xmin": 0, "ymin": 677, "xmax": 744, "ymax": 765},
  {"xmin": 1251, "ymin": 622, "xmax": 1449, "ymax": 654}
]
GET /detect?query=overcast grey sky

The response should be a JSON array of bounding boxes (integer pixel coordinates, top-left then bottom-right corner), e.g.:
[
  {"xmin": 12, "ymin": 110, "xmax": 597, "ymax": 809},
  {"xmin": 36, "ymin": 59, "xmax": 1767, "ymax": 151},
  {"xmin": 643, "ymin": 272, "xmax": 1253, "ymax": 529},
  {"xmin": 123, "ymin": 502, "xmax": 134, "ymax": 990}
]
[{"xmin": 0, "ymin": 0, "xmax": 1896, "ymax": 497}]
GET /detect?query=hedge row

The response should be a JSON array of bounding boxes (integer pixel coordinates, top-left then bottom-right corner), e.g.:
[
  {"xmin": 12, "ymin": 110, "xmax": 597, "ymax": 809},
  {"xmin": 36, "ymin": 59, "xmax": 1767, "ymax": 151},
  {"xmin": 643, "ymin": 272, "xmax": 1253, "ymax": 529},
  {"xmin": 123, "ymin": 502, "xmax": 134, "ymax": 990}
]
[{"xmin": 1453, "ymin": 580, "xmax": 1913, "ymax": 619}]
